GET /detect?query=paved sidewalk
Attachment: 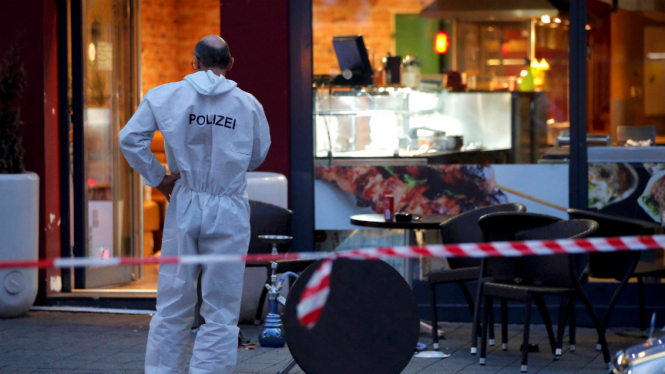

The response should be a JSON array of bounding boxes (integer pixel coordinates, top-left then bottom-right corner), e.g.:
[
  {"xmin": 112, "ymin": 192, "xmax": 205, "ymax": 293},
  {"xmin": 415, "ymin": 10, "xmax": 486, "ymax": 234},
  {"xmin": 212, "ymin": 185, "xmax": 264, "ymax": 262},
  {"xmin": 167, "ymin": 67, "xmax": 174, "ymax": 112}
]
[{"xmin": 0, "ymin": 311, "xmax": 646, "ymax": 373}]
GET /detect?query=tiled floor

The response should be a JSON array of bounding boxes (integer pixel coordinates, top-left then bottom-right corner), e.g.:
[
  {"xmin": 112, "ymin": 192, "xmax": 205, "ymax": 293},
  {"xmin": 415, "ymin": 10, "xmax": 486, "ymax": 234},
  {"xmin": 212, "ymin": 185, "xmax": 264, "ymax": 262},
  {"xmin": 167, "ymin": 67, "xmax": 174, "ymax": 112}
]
[{"xmin": 0, "ymin": 311, "xmax": 647, "ymax": 373}]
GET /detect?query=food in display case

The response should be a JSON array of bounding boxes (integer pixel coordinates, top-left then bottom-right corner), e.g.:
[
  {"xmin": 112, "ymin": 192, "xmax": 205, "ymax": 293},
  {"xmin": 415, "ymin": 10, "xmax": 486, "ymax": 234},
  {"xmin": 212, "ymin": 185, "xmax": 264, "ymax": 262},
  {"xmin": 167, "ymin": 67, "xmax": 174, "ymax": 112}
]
[
  {"xmin": 314, "ymin": 88, "xmax": 520, "ymax": 160},
  {"xmin": 588, "ymin": 163, "xmax": 639, "ymax": 210},
  {"xmin": 314, "ymin": 87, "xmax": 449, "ymax": 157},
  {"xmin": 315, "ymin": 165, "xmax": 507, "ymax": 216},
  {"xmin": 638, "ymin": 170, "xmax": 665, "ymax": 223}
]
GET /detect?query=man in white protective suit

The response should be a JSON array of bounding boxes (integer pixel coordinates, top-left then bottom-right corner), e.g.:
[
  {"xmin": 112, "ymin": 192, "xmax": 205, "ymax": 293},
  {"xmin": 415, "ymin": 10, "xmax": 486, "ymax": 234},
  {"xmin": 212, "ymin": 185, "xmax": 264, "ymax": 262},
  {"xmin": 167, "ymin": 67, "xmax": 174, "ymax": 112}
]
[{"xmin": 119, "ymin": 35, "xmax": 271, "ymax": 374}]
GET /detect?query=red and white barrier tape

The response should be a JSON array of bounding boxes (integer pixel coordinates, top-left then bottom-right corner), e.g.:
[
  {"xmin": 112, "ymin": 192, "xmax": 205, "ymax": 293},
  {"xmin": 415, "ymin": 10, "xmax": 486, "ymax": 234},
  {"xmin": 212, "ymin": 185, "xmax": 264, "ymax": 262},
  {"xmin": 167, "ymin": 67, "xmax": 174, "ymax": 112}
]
[
  {"xmin": 296, "ymin": 235, "xmax": 665, "ymax": 328},
  {"xmin": 296, "ymin": 258, "xmax": 333, "ymax": 329},
  {"xmin": 2, "ymin": 235, "xmax": 665, "ymax": 328}
]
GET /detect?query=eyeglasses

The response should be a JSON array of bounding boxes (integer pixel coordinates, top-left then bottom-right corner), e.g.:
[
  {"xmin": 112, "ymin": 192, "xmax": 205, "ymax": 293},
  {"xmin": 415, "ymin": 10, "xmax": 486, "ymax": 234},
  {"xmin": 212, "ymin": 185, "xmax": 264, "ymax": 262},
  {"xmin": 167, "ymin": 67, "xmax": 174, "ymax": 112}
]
[{"xmin": 191, "ymin": 59, "xmax": 197, "ymax": 71}]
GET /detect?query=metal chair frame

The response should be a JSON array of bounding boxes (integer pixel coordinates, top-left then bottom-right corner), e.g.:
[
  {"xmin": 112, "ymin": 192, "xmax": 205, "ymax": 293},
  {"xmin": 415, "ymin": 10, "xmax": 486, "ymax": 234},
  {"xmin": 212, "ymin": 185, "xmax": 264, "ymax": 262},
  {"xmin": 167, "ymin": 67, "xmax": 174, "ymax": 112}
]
[
  {"xmin": 470, "ymin": 212, "xmax": 563, "ymax": 356},
  {"xmin": 567, "ymin": 209, "xmax": 665, "ymax": 338},
  {"xmin": 428, "ymin": 203, "xmax": 527, "ymax": 354},
  {"xmin": 476, "ymin": 214, "xmax": 611, "ymax": 372}
]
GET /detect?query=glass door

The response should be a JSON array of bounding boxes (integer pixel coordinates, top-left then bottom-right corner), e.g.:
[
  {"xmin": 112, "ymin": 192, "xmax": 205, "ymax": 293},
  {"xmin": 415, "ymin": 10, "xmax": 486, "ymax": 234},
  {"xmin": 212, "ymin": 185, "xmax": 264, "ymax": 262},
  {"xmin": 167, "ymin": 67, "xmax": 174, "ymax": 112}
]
[{"xmin": 77, "ymin": 0, "xmax": 141, "ymax": 289}]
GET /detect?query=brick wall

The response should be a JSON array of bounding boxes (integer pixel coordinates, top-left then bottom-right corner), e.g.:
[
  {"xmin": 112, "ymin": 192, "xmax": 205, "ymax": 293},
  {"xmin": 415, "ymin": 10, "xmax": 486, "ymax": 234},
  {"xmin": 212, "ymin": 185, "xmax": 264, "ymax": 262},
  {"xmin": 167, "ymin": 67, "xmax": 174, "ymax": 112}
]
[
  {"xmin": 142, "ymin": 0, "xmax": 433, "ymax": 85},
  {"xmin": 141, "ymin": 0, "xmax": 220, "ymax": 95},
  {"xmin": 313, "ymin": 0, "xmax": 433, "ymax": 75}
]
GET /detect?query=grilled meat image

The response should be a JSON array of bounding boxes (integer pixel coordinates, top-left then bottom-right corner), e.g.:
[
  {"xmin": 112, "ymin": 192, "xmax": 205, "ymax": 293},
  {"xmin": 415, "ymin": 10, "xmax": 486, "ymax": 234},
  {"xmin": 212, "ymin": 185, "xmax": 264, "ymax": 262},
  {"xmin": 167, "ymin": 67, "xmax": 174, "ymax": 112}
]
[{"xmin": 316, "ymin": 165, "xmax": 506, "ymax": 216}]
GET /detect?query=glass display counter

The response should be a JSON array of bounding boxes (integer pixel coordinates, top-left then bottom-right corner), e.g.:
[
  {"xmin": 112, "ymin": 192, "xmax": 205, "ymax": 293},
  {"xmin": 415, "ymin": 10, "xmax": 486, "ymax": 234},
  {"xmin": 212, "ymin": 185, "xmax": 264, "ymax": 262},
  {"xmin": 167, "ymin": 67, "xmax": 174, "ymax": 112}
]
[{"xmin": 314, "ymin": 87, "xmax": 547, "ymax": 165}]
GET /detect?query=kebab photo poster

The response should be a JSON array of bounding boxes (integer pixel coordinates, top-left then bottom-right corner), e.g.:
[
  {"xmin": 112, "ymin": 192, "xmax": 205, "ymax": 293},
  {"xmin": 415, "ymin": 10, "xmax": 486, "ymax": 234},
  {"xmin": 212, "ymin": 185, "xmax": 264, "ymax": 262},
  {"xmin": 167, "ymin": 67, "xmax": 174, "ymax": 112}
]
[{"xmin": 314, "ymin": 164, "xmax": 569, "ymax": 231}]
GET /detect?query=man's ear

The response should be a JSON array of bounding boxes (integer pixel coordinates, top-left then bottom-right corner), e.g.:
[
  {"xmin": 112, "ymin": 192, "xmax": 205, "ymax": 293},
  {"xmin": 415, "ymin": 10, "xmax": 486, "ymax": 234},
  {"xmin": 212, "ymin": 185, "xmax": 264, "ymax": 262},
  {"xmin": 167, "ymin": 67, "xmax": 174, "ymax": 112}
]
[
  {"xmin": 226, "ymin": 57, "xmax": 234, "ymax": 72},
  {"xmin": 194, "ymin": 56, "xmax": 202, "ymax": 70}
]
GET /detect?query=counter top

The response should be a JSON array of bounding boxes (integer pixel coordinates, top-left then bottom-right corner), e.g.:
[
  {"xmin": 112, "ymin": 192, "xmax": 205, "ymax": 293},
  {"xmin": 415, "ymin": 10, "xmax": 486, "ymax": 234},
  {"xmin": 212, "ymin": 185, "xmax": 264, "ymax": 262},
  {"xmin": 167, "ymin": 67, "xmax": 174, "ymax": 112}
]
[
  {"xmin": 316, "ymin": 148, "xmax": 496, "ymax": 159},
  {"xmin": 315, "ymin": 149, "xmax": 510, "ymax": 166},
  {"xmin": 587, "ymin": 147, "xmax": 665, "ymax": 162}
]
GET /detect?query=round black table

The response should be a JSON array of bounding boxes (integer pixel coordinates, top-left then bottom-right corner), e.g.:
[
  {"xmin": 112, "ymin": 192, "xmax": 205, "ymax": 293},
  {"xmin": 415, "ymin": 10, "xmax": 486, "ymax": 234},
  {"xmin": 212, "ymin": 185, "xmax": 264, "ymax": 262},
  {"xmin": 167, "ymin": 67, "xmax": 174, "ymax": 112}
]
[
  {"xmin": 350, "ymin": 214, "xmax": 449, "ymax": 230},
  {"xmin": 350, "ymin": 213, "xmax": 450, "ymax": 342},
  {"xmin": 349, "ymin": 213, "xmax": 450, "ymax": 286},
  {"xmin": 283, "ymin": 259, "xmax": 420, "ymax": 374}
]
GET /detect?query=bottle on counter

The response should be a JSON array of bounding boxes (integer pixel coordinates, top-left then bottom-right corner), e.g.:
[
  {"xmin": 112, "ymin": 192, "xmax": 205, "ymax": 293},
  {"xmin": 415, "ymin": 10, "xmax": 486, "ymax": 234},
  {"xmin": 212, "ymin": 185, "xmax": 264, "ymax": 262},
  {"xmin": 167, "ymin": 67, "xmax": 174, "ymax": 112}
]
[
  {"xmin": 539, "ymin": 58, "xmax": 550, "ymax": 91},
  {"xmin": 374, "ymin": 66, "xmax": 386, "ymax": 86},
  {"xmin": 382, "ymin": 53, "xmax": 402, "ymax": 86},
  {"xmin": 519, "ymin": 58, "xmax": 535, "ymax": 92},
  {"xmin": 401, "ymin": 55, "xmax": 422, "ymax": 89}
]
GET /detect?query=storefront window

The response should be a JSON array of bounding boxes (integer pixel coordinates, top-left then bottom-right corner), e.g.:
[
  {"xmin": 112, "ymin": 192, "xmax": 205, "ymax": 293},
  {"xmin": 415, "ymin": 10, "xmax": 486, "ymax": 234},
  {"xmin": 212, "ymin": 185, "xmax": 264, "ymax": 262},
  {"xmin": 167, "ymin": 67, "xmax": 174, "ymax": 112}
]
[
  {"xmin": 585, "ymin": 3, "xmax": 665, "ymax": 268},
  {"xmin": 312, "ymin": 0, "xmax": 572, "ymax": 262},
  {"xmin": 308, "ymin": 0, "xmax": 665, "ymax": 315},
  {"xmin": 312, "ymin": 0, "xmax": 571, "ymax": 165}
]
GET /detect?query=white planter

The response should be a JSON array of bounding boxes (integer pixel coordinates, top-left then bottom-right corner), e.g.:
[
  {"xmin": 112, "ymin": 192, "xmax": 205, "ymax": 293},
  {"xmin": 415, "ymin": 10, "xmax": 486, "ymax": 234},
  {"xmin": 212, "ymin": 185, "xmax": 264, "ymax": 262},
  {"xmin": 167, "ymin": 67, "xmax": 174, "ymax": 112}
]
[{"xmin": 0, "ymin": 172, "xmax": 39, "ymax": 317}]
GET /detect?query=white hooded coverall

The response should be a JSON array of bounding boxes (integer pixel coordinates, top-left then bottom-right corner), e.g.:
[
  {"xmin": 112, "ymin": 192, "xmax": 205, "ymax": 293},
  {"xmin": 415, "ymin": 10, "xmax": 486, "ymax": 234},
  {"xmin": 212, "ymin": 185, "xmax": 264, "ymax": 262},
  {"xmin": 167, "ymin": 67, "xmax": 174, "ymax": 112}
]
[{"xmin": 119, "ymin": 70, "xmax": 271, "ymax": 374}]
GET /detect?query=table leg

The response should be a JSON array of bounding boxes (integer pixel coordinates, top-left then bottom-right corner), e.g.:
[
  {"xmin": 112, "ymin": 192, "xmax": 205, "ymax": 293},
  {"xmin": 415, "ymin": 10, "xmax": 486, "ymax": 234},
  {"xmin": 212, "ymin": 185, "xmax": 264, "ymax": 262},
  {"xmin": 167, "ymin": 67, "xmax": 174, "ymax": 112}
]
[
  {"xmin": 405, "ymin": 229, "xmax": 444, "ymax": 339},
  {"xmin": 403, "ymin": 230, "xmax": 413, "ymax": 287}
]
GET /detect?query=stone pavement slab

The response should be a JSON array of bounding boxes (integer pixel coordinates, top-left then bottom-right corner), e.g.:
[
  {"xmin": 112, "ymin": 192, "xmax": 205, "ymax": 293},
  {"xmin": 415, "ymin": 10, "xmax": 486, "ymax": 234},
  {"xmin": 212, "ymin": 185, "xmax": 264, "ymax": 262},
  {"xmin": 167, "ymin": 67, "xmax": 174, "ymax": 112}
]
[{"xmin": 0, "ymin": 311, "xmax": 649, "ymax": 373}]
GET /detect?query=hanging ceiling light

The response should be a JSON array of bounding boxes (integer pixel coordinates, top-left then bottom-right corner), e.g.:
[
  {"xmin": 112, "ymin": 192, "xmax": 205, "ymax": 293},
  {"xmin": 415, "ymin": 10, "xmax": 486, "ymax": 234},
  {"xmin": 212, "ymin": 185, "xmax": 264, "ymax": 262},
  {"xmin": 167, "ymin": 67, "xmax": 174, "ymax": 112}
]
[
  {"xmin": 88, "ymin": 42, "xmax": 96, "ymax": 62},
  {"xmin": 434, "ymin": 31, "xmax": 450, "ymax": 54}
]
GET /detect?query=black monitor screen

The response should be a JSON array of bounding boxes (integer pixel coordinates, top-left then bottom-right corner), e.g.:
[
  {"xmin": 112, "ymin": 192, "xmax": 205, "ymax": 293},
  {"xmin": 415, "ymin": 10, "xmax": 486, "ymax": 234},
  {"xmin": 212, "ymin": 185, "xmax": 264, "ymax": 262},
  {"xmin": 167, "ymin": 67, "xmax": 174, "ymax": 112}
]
[{"xmin": 332, "ymin": 35, "xmax": 373, "ymax": 85}]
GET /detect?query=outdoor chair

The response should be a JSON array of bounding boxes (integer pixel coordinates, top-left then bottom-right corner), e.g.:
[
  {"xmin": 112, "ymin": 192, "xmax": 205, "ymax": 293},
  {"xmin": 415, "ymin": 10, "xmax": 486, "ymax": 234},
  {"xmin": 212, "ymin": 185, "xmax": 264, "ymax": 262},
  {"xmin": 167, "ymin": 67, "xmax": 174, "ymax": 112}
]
[
  {"xmin": 193, "ymin": 200, "xmax": 315, "ymax": 329},
  {"xmin": 470, "ymin": 212, "xmax": 562, "ymax": 356},
  {"xmin": 427, "ymin": 203, "xmax": 527, "ymax": 354},
  {"xmin": 567, "ymin": 209, "xmax": 665, "ymax": 338},
  {"xmin": 477, "ymin": 213, "xmax": 611, "ymax": 372}
]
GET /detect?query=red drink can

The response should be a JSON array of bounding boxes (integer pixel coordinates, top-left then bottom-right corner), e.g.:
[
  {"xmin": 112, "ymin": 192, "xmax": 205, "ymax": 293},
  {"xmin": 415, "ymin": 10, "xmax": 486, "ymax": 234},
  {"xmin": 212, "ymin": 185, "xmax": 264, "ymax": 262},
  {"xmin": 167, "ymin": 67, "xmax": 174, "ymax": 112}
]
[{"xmin": 383, "ymin": 194, "xmax": 395, "ymax": 221}]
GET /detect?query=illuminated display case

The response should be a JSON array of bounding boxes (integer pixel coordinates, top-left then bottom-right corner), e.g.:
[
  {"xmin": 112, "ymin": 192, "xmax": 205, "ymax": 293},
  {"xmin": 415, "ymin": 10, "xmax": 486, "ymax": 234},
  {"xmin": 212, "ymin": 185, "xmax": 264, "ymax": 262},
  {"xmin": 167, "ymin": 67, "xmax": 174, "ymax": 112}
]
[
  {"xmin": 314, "ymin": 87, "xmax": 546, "ymax": 164},
  {"xmin": 315, "ymin": 87, "xmax": 447, "ymax": 158}
]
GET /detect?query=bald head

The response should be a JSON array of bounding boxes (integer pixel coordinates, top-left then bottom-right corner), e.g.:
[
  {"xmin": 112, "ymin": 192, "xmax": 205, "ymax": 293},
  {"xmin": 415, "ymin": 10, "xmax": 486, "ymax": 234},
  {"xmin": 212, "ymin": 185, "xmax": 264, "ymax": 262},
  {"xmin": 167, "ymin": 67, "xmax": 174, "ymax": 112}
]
[{"xmin": 194, "ymin": 35, "xmax": 231, "ymax": 70}]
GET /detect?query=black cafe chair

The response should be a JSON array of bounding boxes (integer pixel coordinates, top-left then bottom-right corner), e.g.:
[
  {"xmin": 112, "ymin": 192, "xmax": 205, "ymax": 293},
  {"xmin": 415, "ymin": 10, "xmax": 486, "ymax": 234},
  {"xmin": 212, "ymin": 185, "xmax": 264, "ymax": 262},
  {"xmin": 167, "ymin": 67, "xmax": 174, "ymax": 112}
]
[
  {"xmin": 193, "ymin": 200, "xmax": 315, "ymax": 329},
  {"xmin": 567, "ymin": 209, "xmax": 665, "ymax": 338},
  {"xmin": 470, "ymin": 212, "xmax": 562, "ymax": 356},
  {"xmin": 427, "ymin": 203, "xmax": 527, "ymax": 354},
  {"xmin": 245, "ymin": 200, "xmax": 316, "ymax": 325},
  {"xmin": 477, "ymin": 213, "xmax": 611, "ymax": 372}
]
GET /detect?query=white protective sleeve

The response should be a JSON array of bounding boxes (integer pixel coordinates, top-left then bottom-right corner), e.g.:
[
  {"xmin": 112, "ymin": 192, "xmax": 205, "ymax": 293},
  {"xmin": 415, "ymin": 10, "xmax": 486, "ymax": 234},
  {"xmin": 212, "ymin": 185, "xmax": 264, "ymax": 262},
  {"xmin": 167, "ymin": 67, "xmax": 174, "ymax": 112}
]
[
  {"xmin": 164, "ymin": 141, "xmax": 179, "ymax": 175},
  {"xmin": 248, "ymin": 100, "xmax": 272, "ymax": 171},
  {"xmin": 119, "ymin": 97, "xmax": 167, "ymax": 187}
]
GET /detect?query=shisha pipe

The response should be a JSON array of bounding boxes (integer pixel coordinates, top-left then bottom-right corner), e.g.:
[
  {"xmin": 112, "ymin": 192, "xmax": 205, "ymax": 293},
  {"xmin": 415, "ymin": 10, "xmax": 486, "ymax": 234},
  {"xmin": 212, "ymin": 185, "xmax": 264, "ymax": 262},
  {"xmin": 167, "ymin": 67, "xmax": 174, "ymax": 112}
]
[{"xmin": 257, "ymin": 235, "xmax": 293, "ymax": 348}]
